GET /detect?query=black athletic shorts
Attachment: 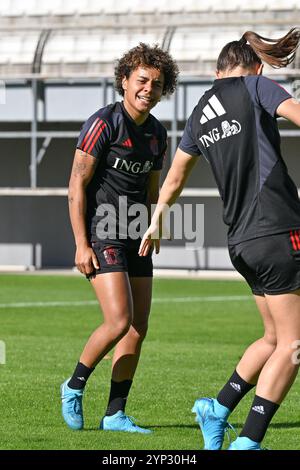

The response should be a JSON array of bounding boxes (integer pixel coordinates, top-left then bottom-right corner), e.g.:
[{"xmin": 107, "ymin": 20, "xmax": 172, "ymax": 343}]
[
  {"xmin": 87, "ymin": 239, "xmax": 153, "ymax": 279},
  {"xmin": 228, "ymin": 230, "xmax": 300, "ymax": 295}
]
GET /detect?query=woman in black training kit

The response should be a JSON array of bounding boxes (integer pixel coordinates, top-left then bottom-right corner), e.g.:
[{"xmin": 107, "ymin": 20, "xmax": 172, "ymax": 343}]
[
  {"xmin": 61, "ymin": 43, "xmax": 178, "ymax": 432},
  {"xmin": 139, "ymin": 29, "xmax": 300, "ymax": 449}
]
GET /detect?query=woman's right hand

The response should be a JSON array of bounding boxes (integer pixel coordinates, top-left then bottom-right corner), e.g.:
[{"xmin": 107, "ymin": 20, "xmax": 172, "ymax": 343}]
[{"xmin": 75, "ymin": 244, "xmax": 100, "ymax": 275}]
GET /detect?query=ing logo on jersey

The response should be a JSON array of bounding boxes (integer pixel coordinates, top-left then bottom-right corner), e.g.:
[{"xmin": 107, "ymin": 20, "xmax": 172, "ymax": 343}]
[
  {"xmin": 199, "ymin": 119, "xmax": 241, "ymax": 148},
  {"xmin": 112, "ymin": 157, "xmax": 153, "ymax": 174},
  {"xmin": 221, "ymin": 120, "xmax": 241, "ymax": 137}
]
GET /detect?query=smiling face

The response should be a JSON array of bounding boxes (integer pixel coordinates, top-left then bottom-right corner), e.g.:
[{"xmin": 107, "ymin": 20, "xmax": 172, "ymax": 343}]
[{"xmin": 122, "ymin": 66, "xmax": 165, "ymax": 125}]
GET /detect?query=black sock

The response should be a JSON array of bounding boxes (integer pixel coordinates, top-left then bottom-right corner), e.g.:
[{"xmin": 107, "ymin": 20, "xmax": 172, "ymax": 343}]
[
  {"xmin": 240, "ymin": 395, "xmax": 279, "ymax": 443},
  {"xmin": 68, "ymin": 362, "xmax": 94, "ymax": 390},
  {"xmin": 105, "ymin": 380, "xmax": 133, "ymax": 416},
  {"xmin": 217, "ymin": 369, "xmax": 255, "ymax": 412}
]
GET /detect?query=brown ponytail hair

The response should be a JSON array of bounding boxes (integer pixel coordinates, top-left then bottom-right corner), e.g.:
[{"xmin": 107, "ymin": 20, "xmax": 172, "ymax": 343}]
[{"xmin": 217, "ymin": 28, "xmax": 300, "ymax": 71}]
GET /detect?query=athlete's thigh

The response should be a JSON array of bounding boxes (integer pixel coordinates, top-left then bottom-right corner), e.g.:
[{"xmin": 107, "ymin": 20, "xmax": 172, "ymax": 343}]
[
  {"xmin": 265, "ymin": 289, "xmax": 300, "ymax": 344},
  {"xmin": 254, "ymin": 294, "xmax": 276, "ymax": 342},
  {"xmin": 129, "ymin": 277, "xmax": 153, "ymax": 324},
  {"xmin": 90, "ymin": 272, "xmax": 133, "ymax": 323}
]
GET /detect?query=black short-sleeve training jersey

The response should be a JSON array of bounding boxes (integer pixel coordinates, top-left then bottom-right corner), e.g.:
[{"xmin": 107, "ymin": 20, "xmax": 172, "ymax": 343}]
[
  {"xmin": 179, "ymin": 75, "xmax": 300, "ymax": 245},
  {"xmin": 77, "ymin": 101, "xmax": 167, "ymax": 241}
]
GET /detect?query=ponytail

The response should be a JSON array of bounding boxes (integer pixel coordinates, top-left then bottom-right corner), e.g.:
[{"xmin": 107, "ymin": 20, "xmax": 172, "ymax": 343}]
[
  {"xmin": 243, "ymin": 28, "xmax": 300, "ymax": 68},
  {"xmin": 217, "ymin": 28, "xmax": 300, "ymax": 71}
]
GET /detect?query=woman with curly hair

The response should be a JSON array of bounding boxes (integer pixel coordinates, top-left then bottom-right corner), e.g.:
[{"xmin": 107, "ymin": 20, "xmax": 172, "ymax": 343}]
[{"xmin": 61, "ymin": 43, "xmax": 178, "ymax": 433}]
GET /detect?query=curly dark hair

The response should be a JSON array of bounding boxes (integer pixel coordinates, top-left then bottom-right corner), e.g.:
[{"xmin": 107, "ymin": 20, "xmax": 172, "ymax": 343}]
[{"xmin": 115, "ymin": 43, "xmax": 179, "ymax": 97}]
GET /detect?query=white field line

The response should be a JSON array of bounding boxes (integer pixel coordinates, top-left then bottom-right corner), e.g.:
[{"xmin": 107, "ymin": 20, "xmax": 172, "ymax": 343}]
[{"xmin": 0, "ymin": 295, "xmax": 252, "ymax": 309}]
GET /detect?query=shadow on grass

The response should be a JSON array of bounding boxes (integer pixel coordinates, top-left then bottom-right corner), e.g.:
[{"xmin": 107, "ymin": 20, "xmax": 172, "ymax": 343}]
[
  {"xmin": 231, "ymin": 422, "xmax": 300, "ymax": 430},
  {"xmin": 83, "ymin": 424, "xmax": 202, "ymax": 431},
  {"xmin": 268, "ymin": 422, "xmax": 300, "ymax": 429},
  {"xmin": 82, "ymin": 421, "xmax": 300, "ymax": 432}
]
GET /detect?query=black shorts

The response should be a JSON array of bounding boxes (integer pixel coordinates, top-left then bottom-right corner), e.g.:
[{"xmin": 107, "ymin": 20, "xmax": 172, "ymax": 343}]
[
  {"xmin": 87, "ymin": 240, "xmax": 153, "ymax": 278},
  {"xmin": 229, "ymin": 230, "xmax": 300, "ymax": 295}
]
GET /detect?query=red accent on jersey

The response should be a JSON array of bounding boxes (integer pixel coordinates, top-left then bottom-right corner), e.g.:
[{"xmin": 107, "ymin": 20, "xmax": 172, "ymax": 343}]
[
  {"xmin": 86, "ymin": 122, "xmax": 107, "ymax": 154},
  {"xmin": 122, "ymin": 138, "xmax": 133, "ymax": 148},
  {"xmin": 82, "ymin": 119, "xmax": 104, "ymax": 153},
  {"xmin": 81, "ymin": 117, "xmax": 101, "ymax": 151},
  {"xmin": 83, "ymin": 119, "xmax": 103, "ymax": 153},
  {"xmin": 290, "ymin": 230, "xmax": 298, "ymax": 250},
  {"xmin": 294, "ymin": 230, "xmax": 300, "ymax": 250}
]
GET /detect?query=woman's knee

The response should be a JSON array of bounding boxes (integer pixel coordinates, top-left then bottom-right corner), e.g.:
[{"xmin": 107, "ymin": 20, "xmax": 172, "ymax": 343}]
[
  {"xmin": 274, "ymin": 344, "xmax": 300, "ymax": 371},
  {"xmin": 129, "ymin": 321, "xmax": 149, "ymax": 342},
  {"xmin": 263, "ymin": 331, "xmax": 277, "ymax": 348},
  {"xmin": 105, "ymin": 311, "xmax": 132, "ymax": 338}
]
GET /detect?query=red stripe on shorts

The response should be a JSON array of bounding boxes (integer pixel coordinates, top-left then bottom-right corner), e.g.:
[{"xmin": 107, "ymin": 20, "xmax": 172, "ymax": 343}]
[{"xmin": 290, "ymin": 230, "xmax": 298, "ymax": 250}]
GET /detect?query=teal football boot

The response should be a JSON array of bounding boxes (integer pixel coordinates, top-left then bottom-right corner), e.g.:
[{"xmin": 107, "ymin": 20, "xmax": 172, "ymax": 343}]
[
  {"xmin": 192, "ymin": 397, "xmax": 235, "ymax": 450},
  {"xmin": 228, "ymin": 436, "xmax": 262, "ymax": 450},
  {"xmin": 61, "ymin": 378, "xmax": 84, "ymax": 430},
  {"xmin": 100, "ymin": 410, "xmax": 152, "ymax": 434}
]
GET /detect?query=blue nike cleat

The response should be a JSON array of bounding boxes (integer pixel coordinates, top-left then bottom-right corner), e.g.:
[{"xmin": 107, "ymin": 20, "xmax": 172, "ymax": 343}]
[
  {"xmin": 61, "ymin": 378, "xmax": 84, "ymax": 430},
  {"xmin": 228, "ymin": 436, "xmax": 262, "ymax": 450},
  {"xmin": 100, "ymin": 410, "xmax": 152, "ymax": 434},
  {"xmin": 192, "ymin": 397, "xmax": 234, "ymax": 450}
]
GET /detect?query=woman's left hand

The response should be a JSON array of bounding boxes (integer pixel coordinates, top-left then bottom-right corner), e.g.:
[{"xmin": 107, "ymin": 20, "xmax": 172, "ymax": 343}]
[{"xmin": 139, "ymin": 223, "xmax": 161, "ymax": 256}]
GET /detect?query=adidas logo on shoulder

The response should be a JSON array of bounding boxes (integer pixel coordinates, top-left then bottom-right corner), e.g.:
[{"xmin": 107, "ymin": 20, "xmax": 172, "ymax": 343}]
[
  {"xmin": 200, "ymin": 94, "xmax": 226, "ymax": 124},
  {"xmin": 252, "ymin": 405, "xmax": 265, "ymax": 415},
  {"xmin": 230, "ymin": 382, "xmax": 241, "ymax": 393}
]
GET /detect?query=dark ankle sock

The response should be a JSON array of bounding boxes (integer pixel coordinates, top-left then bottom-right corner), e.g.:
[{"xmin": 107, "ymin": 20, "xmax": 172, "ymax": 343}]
[
  {"xmin": 240, "ymin": 395, "xmax": 279, "ymax": 442},
  {"xmin": 105, "ymin": 380, "xmax": 133, "ymax": 416},
  {"xmin": 217, "ymin": 369, "xmax": 255, "ymax": 412},
  {"xmin": 68, "ymin": 361, "xmax": 94, "ymax": 390}
]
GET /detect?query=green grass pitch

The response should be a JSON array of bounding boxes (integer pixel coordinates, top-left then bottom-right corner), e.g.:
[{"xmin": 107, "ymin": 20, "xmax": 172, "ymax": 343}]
[{"xmin": 0, "ymin": 274, "xmax": 299, "ymax": 450}]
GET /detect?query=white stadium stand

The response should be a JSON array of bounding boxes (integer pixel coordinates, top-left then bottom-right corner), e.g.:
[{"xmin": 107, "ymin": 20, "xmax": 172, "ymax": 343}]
[
  {"xmin": 153, "ymin": 246, "xmax": 234, "ymax": 270},
  {"xmin": 43, "ymin": 31, "xmax": 163, "ymax": 69},
  {"xmin": 0, "ymin": 0, "xmax": 298, "ymax": 77},
  {"xmin": 0, "ymin": 243, "xmax": 41, "ymax": 270},
  {"xmin": 211, "ymin": 0, "xmax": 243, "ymax": 12},
  {"xmin": 0, "ymin": 33, "xmax": 39, "ymax": 66},
  {"xmin": 0, "ymin": 0, "xmax": 299, "ymax": 17}
]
